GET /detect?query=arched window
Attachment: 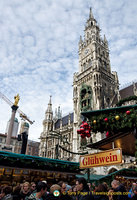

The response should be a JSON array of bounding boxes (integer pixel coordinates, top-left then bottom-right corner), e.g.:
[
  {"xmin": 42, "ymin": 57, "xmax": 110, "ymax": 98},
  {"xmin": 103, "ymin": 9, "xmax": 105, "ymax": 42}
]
[{"xmin": 88, "ymin": 59, "xmax": 92, "ymax": 67}]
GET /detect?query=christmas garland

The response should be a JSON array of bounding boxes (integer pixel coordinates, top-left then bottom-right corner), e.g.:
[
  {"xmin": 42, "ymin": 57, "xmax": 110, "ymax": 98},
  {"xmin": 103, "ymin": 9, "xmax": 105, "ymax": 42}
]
[
  {"xmin": 89, "ymin": 108, "xmax": 137, "ymax": 135},
  {"xmin": 77, "ymin": 108, "xmax": 137, "ymax": 138}
]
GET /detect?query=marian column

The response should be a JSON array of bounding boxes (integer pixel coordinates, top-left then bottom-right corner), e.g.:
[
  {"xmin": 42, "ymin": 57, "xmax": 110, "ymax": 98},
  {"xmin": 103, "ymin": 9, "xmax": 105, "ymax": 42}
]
[{"xmin": 5, "ymin": 94, "xmax": 20, "ymax": 151}]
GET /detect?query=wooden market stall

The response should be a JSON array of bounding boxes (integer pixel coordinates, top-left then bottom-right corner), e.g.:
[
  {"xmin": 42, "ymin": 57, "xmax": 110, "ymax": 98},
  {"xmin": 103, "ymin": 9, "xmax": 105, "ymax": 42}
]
[{"xmin": 0, "ymin": 151, "xmax": 81, "ymax": 186}]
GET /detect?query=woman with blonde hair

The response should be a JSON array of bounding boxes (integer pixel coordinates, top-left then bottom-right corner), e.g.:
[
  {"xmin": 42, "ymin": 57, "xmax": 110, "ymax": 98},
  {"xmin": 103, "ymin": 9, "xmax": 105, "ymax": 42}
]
[{"xmin": 20, "ymin": 182, "xmax": 31, "ymax": 200}]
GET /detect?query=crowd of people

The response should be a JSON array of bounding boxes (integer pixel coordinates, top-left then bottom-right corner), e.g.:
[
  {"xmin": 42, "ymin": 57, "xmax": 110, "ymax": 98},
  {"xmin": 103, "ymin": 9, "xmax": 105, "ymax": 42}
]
[{"xmin": 0, "ymin": 178, "xmax": 137, "ymax": 200}]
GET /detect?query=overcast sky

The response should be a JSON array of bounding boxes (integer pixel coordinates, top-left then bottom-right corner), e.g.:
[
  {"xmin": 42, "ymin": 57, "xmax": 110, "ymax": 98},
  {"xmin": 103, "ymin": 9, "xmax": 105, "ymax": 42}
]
[{"xmin": 0, "ymin": 0, "xmax": 137, "ymax": 141}]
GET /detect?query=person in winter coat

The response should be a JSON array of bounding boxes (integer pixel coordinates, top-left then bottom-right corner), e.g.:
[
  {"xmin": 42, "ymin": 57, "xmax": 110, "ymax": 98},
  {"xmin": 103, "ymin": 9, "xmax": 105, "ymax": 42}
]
[
  {"xmin": 94, "ymin": 184, "xmax": 108, "ymax": 200},
  {"xmin": 29, "ymin": 183, "xmax": 36, "ymax": 195},
  {"xmin": 111, "ymin": 180, "xmax": 128, "ymax": 200},
  {"xmin": 57, "ymin": 181, "xmax": 72, "ymax": 200},
  {"xmin": 131, "ymin": 186, "xmax": 137, "ymax": 200},
  {"xmin": 75, "ymin": 177, "xmax": 94, "ymax": 200},
  {"xmin": 46, "ymin": 184, "xmax": 61, "ymax": 200},
  {"xmin": 12, "ymin": 185, "xmax": 22, "ymax": 200},
  {"xmin": 26, "ymin": 181, "xmax": 47, "ymax": 200},
  {"xmin": 128, "ymin": 183, "xmax": 136, "ymax": 199},
  {"xmin": 20, "ymin": 182, "xmax": 31, "ymax": 200},
  {"xmin": 1, "ymin": 186, "xmax": 13, "ymax": 200}
]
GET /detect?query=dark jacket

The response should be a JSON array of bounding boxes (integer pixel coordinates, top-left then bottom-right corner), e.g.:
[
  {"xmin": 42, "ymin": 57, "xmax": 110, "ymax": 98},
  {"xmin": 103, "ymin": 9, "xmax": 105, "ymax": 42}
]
[
  {"xmin": 77, "ymin": 189, "xmax": 94, "ymax": 200},
  {"xmin": 131, "ymin": 194, "xmax": 137, "ymax": 200},
  {"xmin": 113, "ymin": 184, "xmax": 128, "ymax": 200},
  {"xmin": 46, "ymin": 192, "xmax": 73, "ymax": 200},
  {"xmin": 25, "ymin": 193, "xmax": 37, "ymax": 200},
  {"xmin": 45, "ymin": 193, "xmax": 61, "ymax": 200},
  {"xmin": 94, "ymin": 194, "xmax": 108, "ymax": 200},
  {"xmin": 20, "ymin": 191, "xmax": 31, "ymax": 200},
  {"xmin": 1, "ymin": 194, "xmax": 13, "ymax": 200},
  {"xmin": 12, "ymin": 194, "xmax": 22, "ymax": 200}
]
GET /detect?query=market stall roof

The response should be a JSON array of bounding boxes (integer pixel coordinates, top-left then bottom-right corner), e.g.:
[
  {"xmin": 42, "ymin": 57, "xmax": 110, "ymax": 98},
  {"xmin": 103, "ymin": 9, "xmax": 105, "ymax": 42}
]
[
  {"xmin": 0, "ymin": 151, "xmax": 81, "ymax": 174},
  {"xmin": 76, "ymin": 168, "xmax": 137, "ymax": 182},
  {"xmin": 99, "ymin": 168, "xmax": 137, "ymax": 180},
  {"xmin": 81, "ymin": 104, "xmax": 137, "ymax": 118},
  {"xmin": 76, "ymin": 174, "xmax": 105, "ymax": 181}
]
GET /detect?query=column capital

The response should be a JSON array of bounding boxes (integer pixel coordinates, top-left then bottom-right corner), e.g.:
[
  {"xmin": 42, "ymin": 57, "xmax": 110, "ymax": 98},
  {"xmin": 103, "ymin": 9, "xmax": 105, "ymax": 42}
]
[{"xmin": 11, "ymin": 105, "xmax": 19, "ymax": 111}]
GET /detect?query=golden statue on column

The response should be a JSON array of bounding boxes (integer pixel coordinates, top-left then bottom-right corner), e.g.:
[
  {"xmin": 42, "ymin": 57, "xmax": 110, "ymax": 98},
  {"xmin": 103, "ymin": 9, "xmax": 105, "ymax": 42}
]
[{"xmin": 14, "ymin": 94, "xmax": 20, "ymax": 106}]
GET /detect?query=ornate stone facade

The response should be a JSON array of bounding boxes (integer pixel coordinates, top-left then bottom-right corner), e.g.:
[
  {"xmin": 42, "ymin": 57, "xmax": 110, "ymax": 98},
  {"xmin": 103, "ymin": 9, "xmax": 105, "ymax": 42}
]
[{"xmin": 39, "ymin": 9, "xmax": 137, "ymax": 175}]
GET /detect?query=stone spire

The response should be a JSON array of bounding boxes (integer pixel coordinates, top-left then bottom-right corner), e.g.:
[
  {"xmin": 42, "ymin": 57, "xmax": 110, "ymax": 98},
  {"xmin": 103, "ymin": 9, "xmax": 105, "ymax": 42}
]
[
  {"xmin": 46, "ymin": 96, "xmax": 52, "ymax": 113},
  {"xmin": 45, "ymin": 96, "xmax": 53, "ymax": 120},
  {"xmin": 104, "ymin": 34, "xmax": 108, "ymax": 47},
  {"xmin": 79, "ymin": 35, "xmax": 82, "ymax": 43},
  {"xmin": 89, "ymin": 7, "xmax": 94, "ymax": 19},
  {"xmin": 79, "ymin": 35, "xmax": 83, "ymax": 50},
  {"xmin": 57, "ymin": 106, "xmax": 62, "ymax": 119}
]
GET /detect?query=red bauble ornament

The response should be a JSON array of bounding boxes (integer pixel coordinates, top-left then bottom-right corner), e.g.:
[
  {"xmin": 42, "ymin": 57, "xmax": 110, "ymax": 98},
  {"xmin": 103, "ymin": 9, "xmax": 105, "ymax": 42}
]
[
  {"xmin": 106, "ymin": 131, "xmax": 109, "ymax": 137},
  {"xmin": 83, "ymin": 122, "xmax": 89, "ymax": 129},
  {"xmin": 126, "ymin": 110, "xmax": 131, "ymax": 115},
  {"xmin": 86, "ymin": 133, "xmax": 91, "ymax": 138},
  {"xmin": 80, "ymin": 124, "xmax": 84, "ymax": 128},
  {"xmin": 104, "ymin": 118, "xmax": 108, "ymax": 122},
  {"xmin": 77, "ymin": 129, "xmax": 81, "ymax": 134},
  {"xmin": 80, "ymin": 127, "xmax": 85, "ymax": 133},
  {"xmin": 85, "ymin": 130, "xmax": 90, "ymax": 135},
  {"xmin": 81, "ymin": 134, "xmax": 86, "ymax": 138}
]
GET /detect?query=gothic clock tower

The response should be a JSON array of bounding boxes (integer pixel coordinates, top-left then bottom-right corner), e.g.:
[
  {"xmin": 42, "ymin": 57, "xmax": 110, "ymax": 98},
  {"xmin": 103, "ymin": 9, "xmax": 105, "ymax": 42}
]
[{"xmin": 73, "ymin": 8, "xmax": 119, "ymax": 153}]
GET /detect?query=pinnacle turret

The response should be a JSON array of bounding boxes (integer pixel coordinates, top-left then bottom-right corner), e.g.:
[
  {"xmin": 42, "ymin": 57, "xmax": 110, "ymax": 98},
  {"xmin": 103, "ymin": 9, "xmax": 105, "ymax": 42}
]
[
  {"xmin": 46, "ymin": 95, "xmax": 52, "ymax": 113},
  {"xmin": 104, "ymin": 35, "xmax": 108, "ymax": 46},
  {"xmin": 45, "ymin": 96, "xmax": 53, "ymax": 121},
  {"xmin": 89, "ymin": 7, "xmax": 94, "ymax": 19},
  {"xmin": 54, "ymin": 106, "xmax": 62, "ymax": 120}
]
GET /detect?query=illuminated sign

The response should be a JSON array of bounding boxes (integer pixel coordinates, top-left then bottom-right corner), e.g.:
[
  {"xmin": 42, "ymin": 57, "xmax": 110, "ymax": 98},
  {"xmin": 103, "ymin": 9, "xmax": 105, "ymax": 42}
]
[{"xmin": 80, "ymin": 148, "xmax": 122, "ymax": 169}]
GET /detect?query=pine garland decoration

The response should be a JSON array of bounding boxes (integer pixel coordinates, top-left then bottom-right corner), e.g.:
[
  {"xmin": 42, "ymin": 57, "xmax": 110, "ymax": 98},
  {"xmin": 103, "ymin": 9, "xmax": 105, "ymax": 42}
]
[{"xmin": 88, "ymin": 108, "xmax": 137, "ymax": 135}]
